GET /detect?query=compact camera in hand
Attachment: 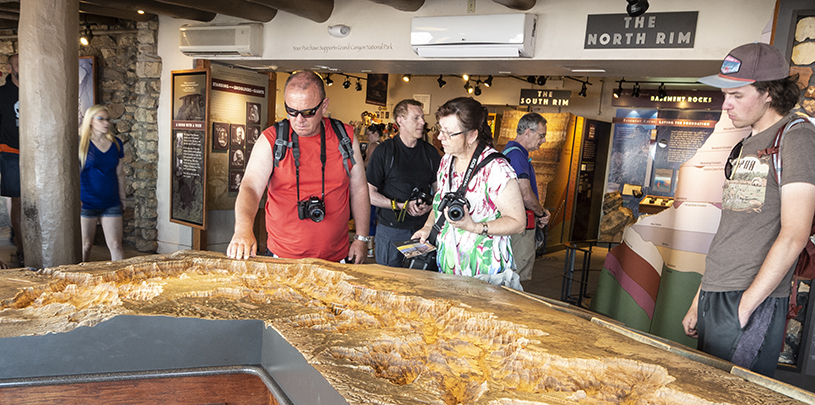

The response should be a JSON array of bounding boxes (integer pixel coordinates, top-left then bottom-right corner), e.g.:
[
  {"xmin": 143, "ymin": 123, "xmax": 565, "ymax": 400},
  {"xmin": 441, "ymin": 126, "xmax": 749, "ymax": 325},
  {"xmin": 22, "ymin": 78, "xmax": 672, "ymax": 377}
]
[
  {"xmin": 409, "ymin": 187, "xmax": 433, "ymax": 206},
  {"xmin": 438, "ymin": 192, "xmax": 470, "ymax": 222},
  {"xmin": 297, "ymin": 196, "xmax": 326, "ymax": 222}
]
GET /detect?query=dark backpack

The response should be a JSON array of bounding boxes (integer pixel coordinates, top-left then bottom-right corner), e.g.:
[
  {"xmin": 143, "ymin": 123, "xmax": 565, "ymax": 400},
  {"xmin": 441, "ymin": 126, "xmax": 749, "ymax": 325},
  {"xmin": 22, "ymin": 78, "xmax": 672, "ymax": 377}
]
[
  {"xmin": 760, "ymin": 116, "xmax": 815, "ymax": 320},
  {"xmin": 271, "ymin": 118, "xmax": 356, "ymax": 176}
]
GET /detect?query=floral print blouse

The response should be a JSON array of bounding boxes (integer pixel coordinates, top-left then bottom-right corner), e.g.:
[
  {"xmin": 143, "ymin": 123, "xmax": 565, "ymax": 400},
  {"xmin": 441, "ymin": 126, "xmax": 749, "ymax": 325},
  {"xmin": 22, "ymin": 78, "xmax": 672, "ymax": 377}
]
[{"xmin": 434, "ymin": 146, "xmax": 517, "ymax": 277}]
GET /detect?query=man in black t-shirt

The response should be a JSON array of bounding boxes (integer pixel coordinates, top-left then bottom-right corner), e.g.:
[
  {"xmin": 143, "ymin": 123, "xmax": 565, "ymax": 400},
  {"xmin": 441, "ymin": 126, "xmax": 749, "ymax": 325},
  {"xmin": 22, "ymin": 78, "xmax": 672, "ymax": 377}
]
[{"xmin": 367, "ymin": 99, "xmax": 441, "ymax": 267}]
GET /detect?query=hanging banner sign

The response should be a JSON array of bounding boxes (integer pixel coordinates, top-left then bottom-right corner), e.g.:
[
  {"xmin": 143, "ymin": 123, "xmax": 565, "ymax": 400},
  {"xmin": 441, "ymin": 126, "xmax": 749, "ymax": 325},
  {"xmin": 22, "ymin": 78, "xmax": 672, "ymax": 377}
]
[
  {"xmin": 612, "ymin": 89, "xmax": 723, "ymax": 109},
  {"xmin": 585, "ymin": 12, "xmax": 697, "ymax": 49},
  {"xmin": 519, "ymin": 89, "xmax": 572, "ymax": 107}
]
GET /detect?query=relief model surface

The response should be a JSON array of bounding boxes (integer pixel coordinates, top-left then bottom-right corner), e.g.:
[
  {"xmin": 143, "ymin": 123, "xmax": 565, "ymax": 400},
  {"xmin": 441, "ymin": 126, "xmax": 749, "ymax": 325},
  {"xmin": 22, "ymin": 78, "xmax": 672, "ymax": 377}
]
[{"xmin": 0, "ymin": 251, "xmax": 806, "ymax": 405}]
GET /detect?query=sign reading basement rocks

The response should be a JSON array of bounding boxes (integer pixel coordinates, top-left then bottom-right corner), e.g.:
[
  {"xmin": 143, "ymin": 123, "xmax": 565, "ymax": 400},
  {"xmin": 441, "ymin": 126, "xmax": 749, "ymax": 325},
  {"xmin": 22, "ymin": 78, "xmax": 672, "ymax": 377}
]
[
  {"xmin": 519, "ymin": 89, "xmax": 572, "ymax": 107},
  {"xmin": 585, "ymin": 12, "xmax": 697, "ymax": 49}
]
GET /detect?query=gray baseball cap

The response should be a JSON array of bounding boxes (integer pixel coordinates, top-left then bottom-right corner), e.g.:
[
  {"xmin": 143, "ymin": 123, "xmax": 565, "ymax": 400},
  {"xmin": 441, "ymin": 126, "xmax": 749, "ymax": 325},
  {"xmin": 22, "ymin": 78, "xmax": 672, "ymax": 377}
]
[{"xmin": 699, "ymin": 42, "xmax": 790, "ymax": 88}]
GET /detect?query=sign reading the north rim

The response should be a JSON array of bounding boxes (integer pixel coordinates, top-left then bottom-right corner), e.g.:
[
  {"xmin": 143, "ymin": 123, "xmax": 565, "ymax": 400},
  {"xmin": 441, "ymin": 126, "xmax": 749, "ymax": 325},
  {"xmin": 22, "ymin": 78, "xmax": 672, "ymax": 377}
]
[
  {"xmin": 585, "ymin": 12, "xmax": 697, "ymax": 49},
  {"xmin": 519, "ymin": 89, "xmax": 572, "ymax": 107}
]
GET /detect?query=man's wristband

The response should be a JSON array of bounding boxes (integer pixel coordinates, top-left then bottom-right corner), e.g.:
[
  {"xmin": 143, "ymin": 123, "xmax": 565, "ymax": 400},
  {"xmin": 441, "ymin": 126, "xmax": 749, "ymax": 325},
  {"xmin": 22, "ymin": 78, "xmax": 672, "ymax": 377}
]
[
  {"xmin": 480, "ymin": 222, "xmax": 489, "ymax": 236},
  {"xmin": 354, "ymin": 235, "xmax": 371, "ymax": 243}
]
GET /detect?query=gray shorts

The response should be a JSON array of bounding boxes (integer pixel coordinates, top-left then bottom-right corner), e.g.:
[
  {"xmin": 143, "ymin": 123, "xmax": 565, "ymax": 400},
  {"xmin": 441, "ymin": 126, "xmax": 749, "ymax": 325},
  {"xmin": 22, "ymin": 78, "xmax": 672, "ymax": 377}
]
[
  {"xmin": 696, "ymin": 290, "xmax": 787, "ymax": 377},
  {"xmin": 0, "ymin": 152, "xmax": 20, "ymax": 198}
]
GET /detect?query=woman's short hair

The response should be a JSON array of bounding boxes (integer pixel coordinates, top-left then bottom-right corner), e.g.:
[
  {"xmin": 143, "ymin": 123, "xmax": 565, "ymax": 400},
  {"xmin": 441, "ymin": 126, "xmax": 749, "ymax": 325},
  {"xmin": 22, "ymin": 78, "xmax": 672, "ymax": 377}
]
[{"xmin": 435, "ymin": 97, "xmax": 493, "ymax": 147}]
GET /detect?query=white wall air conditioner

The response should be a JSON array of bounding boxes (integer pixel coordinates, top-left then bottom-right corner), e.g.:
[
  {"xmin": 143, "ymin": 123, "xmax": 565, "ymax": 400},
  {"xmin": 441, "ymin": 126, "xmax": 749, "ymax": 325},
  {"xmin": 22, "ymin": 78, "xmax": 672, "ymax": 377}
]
[
  {"xmin": 179, "ymin": 24, "xmax": 263, "ymax": 57},
  {"xmin": 411, "ymin": 14, "xmax": 537, "ymax": 58}
]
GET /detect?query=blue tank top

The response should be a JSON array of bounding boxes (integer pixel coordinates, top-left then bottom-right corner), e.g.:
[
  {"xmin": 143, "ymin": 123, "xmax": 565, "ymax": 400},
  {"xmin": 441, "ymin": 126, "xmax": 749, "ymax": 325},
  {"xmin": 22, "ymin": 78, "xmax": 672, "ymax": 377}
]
[{"xmin": 80, "ymin": 138, "xmax": 123, "ymax": 210}]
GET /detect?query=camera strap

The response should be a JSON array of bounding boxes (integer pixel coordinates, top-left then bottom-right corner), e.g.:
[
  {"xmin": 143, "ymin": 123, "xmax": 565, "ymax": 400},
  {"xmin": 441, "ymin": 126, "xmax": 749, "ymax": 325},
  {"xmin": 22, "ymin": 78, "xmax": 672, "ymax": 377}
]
[{"xmin": 292, "ymin": 123, "xmax": 327, "ymax": 203}]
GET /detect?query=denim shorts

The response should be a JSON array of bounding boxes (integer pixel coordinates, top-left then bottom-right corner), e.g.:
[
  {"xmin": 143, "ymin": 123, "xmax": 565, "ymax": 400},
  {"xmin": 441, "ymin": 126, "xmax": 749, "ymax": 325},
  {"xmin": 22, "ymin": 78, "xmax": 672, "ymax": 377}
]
[
  {"xmin": 0, "ymin": 152, "xmax": 21, "ymax": 198},
  {"xmin": 81, "ymin": 204, "xmax": 123, "ymax": 218}
]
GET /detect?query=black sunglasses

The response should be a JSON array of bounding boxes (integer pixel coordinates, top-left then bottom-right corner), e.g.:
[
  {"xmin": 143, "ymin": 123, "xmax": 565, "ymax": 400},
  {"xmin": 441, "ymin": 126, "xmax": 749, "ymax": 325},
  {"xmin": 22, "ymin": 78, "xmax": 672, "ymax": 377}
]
[
  {"xmin": 724, "ymin": 140, "xmax": 743, "ymax": 180},
  {"xmin": 284, "ymin": 99, "xmax": 325, "ymax": 118}
]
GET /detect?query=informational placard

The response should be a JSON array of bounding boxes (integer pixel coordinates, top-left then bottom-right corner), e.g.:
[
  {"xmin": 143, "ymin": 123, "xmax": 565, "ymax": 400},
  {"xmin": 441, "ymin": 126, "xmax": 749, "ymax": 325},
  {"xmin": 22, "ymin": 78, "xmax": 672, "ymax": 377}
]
[
  {"xmin": 170, "ymin": 69, "xmax": 209, "ymax": 229},
  {"xmin": 366, "ymin": 73, "xmax": 388, "ymax": 106},
  {"xmin": 612, "ymin": 89, "xmax": 723, "ymax": 109}
]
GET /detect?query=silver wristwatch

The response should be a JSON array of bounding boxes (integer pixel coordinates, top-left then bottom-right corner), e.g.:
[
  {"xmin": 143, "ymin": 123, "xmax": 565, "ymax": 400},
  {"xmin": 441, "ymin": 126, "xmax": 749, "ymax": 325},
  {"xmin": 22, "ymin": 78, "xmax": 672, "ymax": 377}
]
[{"xmin": 354, "ymin": 235, "xmax": 371, "ymax": 243}]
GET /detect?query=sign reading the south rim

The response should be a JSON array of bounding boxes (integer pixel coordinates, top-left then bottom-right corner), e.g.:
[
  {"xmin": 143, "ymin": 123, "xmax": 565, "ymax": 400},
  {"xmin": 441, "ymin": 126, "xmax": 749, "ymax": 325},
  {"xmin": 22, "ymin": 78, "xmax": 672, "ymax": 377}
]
[
  {"xmin": 519, "ymin": 89, "xmax": 572, "ymax": 107},
  {"xmin": 585, "ymin": 12, "xmax": 697, "ymax": 49}
]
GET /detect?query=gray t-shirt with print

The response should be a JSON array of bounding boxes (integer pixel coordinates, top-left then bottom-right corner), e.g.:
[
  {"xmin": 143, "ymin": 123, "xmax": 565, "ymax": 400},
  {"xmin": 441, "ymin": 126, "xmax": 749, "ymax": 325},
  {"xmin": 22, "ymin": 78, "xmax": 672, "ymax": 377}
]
[{"xmin": 702, "ymin": 114, "xmax": 815, "ymax": 298}]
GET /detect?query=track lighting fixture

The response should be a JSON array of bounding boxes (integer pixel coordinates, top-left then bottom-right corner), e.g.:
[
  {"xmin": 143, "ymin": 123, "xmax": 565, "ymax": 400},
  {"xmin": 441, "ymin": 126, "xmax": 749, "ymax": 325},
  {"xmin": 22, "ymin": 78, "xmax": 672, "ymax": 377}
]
[
  {"xmin": 355, "ymin": 79, "xmax": 362, "ymax": 91},
  {"xmin": 474, "ymin": 84, "xmax": 482, "ymax": 96},
  {"xmin": 626, "ymin": 0, "xmax": 649, "ymax": 17},
  {"xmin": 658, "ymin": 83, "xmax": 667, "ymax": 98},
  {"xmin": 483, "ymin": 75, "xmax": 493, "ymax": 87},
  {"xmin": 437, "ymin": 75, "xmax": 447, "ymax": 88},
  {"xmin": 462, "ymin": 74, "xmax": 469, "ymax": 81},
  {"xmin": 536, "ymin": 76, "xmax": 547, "ymax": 86},
  {"xmin": 613, "ymin": 81, "xmax": 623, "ymax": 98},
  {"xmin": 632, "ymin": 82, "xmax": 641, "ymax": 98},
  {"xmin": 79, "ymin": 23, "xmax": 93, "ymax": 46},
  {"xmin": 526, "ymin": 76, "xmax": 536, "ymax": 84},
  {"xmin": 325, "ymin": 74, "xmax": 333, "ymax": 86},
  {"xmin": 464, "ymin": 81, "xmax": 473, "ymax": 94},
  {"xmin": 342, "ymin": 76, "xmax": 351, "ymax": 89},
  {"xmin": 402, "ymin": 74, "xmax": 411, "ymax": 83},
  {"xmin": 578, "ymin": 83, "xmax": 588, "ymax": 97}
]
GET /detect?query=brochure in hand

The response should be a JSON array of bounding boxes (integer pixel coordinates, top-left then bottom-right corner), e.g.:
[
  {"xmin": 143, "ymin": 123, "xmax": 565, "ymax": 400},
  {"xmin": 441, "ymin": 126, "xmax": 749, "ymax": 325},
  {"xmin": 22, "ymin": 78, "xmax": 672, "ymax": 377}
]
[{"xmin": 394, "ymin": 239, "xmax": 436, "ymax": 258}]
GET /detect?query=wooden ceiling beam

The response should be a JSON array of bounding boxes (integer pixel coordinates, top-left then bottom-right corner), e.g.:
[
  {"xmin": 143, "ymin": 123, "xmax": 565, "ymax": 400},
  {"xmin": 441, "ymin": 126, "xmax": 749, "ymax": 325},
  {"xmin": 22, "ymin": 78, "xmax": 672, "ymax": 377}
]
[
  {"xmin": 0, "ymin": 19, "xmax": 16, "ymax": 30},
  {"xmin": 0, "ymin": 10, "xmax": 17, "ymax": 20},
  {"xmin": 79, "ymin": 3, "xmax": 156, "ymax": 23},
  {"xmin": 154, "ymin": 0, "xmax": 277, "ymax": 22},
  {"xmin": 492, "ymin": 0, "xmax": 536, "ymax": 11},
  {"xmin": 245, "ymin": 0, "xmax": 333, "ymax": 23},
  {"xmin": 365, "ymin": 0, "xmax": 424, "ymax": 12},
  {"xmin": 80, "ymin": 0, "xmax": 215, "ymax": 22}
]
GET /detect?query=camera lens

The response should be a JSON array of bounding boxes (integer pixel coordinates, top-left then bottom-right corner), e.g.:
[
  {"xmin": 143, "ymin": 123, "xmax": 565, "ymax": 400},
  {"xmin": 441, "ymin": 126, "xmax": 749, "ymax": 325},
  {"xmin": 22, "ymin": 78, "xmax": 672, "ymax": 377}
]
[
  {"xmin": 447, "ymin": 201, "xmax": 465, "ymax": 221},
  {"xmin": 309, "ymin": 206, "xmax": 325, "ymax": 222}
]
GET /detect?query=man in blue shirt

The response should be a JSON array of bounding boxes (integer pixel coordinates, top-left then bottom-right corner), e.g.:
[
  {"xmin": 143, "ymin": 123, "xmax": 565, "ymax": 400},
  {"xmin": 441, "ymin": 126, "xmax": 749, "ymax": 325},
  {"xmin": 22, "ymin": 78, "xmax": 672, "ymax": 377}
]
[{"xmin": 502, "ymin": 113, "xmax": 550, "ymax": 281}]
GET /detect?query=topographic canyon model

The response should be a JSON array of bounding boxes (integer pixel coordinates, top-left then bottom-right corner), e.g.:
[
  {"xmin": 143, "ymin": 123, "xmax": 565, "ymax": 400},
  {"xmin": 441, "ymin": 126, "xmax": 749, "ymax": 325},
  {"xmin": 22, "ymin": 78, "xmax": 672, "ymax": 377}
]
[{"xmin": 0, "ymin": 251, "xmax": 809, "ymax": 404}]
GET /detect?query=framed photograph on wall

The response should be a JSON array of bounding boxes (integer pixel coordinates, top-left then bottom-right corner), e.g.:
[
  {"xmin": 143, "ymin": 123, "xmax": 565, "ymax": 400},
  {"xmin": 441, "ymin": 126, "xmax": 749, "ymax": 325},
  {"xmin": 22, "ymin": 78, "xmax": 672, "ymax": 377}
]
[
  {"xmin": 78, "ymin": 56, "xmax": 97, "ymax": 129},
  {"xmin": 413, "ymin": 94, "xmax": 431, "ymax": 115}
]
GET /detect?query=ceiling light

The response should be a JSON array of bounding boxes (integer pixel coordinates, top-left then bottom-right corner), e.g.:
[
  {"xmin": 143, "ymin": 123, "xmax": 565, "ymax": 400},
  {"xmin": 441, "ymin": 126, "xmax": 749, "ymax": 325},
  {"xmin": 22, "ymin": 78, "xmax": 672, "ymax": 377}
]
[
  {"xmin": 626, "ymin": 0, "xmax": 649, "ymax": 17},
  {"xmin": 536, "ymin": 76, "xmax": 547, "ymax": 86},
  {"xmin": 462, "ymin": 74, "xmax": 469, "ymax": 81},
  {"xmin": 343, "ymin": 76, "xmax": 351, "ymax": 89},
  {"xmin": 464, "ymin": 81, "xmax": 472, "ymax": 93},
  {"xmin": 402, "ymin": 74, "xmax": 411, "ymax": 83},
  {"xmin": 632, "ymin": 82, "xmax": 640, "ymax": 98},
  {"xmin": 137, "ymin": 10, "xmax": 145, "ymax": 15},
  {"xmin": 437, "ymin": 75, "xmax": 447, "ymax": 88},
  {"xmin": 658, "ymin": 83, "xmax": 667, "ymax": 98},
  {"xmin": 325, "ymin": 74, "xmax": 333, "ymax": 86},
  {"xmin": 474, "ymin": 84, "xmax": 482, "ymax": 96},
  {"xmin": 578, "ymin": 83, "xmax": 587, "ymax": 97},
  {"xmin": 355, "ymin": 79, "xmax": 362, "ymax": 91},
  {"xmin": 526, "ymin": 76, "xmax": 536, "ymax": 84},
  {"xmin": 613, "ymin": 81, "xmax": 623, "ymax": 98},
  {"xmin": 483, "ymin": 75, "xmax": 493, "ymax": 87},
  {"xmin": 79, "ymin": 24, "xmax": 93, "ymax": 46}
]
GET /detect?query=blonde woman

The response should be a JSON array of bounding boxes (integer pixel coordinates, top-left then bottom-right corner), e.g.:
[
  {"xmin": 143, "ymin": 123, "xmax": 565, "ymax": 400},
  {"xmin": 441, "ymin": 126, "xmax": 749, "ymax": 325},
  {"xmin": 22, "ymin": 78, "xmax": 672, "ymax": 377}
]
[{"xmin": 79, "ymin": 105, "xmax": 125, "ymax": 261}]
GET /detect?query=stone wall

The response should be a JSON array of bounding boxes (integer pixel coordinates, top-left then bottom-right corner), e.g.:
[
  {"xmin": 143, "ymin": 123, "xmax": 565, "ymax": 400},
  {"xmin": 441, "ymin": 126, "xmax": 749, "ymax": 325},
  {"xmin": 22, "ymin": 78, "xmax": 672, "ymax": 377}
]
[
  {"xmin": 0, "ymin": 18, "xmax": 160, "ymax": 252},
  {"xmin": 792, "ymin": 16, "xmax": 815, "ymax": 119}
]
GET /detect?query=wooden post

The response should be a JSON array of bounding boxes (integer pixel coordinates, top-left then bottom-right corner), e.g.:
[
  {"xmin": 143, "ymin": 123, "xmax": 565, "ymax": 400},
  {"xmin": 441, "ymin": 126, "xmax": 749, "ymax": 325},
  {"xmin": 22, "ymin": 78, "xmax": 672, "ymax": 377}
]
[{"xmin": 18, "ymin": 0, "xmax": 81, "ymax": 267}]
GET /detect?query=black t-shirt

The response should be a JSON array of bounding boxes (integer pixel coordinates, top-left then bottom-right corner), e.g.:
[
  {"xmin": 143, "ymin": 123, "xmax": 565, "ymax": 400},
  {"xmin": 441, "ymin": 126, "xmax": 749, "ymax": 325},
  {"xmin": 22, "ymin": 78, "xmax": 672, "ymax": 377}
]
[
  {"xmin": 367, "ymin": 136, "xmax": 441, "ymax": 229},
  {"xmin": 0, "ymin": 80, "xmax": 19, "ymax": 151}
]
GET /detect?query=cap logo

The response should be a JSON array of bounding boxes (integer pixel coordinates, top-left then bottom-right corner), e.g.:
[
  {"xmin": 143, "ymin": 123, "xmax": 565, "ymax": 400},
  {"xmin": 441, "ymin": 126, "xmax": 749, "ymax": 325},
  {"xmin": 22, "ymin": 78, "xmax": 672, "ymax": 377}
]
[{"xmin": 720, "ymin": 54, "xmax": 741, "ymax": 75}]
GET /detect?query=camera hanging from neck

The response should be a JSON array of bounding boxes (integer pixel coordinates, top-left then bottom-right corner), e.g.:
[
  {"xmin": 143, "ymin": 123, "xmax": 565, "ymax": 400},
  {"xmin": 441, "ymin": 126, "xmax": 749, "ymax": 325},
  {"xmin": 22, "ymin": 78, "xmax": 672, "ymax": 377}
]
[{"xmin": 292, "ymin": 122, "xmax": 327, "ymax": 205}]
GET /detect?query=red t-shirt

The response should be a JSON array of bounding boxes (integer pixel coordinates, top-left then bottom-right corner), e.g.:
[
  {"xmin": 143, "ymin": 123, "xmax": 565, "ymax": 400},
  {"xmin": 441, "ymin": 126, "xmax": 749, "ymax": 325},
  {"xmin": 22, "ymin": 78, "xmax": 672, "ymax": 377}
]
[{"xmin": 262, "ymin": 118, "xmax": 353, "ymax": 261}]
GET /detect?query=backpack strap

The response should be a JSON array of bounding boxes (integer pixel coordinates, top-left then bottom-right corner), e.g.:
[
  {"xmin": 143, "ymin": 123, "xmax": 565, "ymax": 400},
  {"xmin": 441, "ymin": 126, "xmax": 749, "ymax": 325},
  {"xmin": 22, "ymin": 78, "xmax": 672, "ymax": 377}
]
[
  {"xmin": 272, "ymin": 119, "xmax": 291, "ymax": 168},
  {"xmin": 501, "ymin": 145, "xmax": 524, "ymax": 164},
  {"xmin": 760, "ymin": 117, "xmax": 812, "ymax": 187},
  {"xmin": 329, "ymin": 118, "xmax": 356, "ymax": 177}
]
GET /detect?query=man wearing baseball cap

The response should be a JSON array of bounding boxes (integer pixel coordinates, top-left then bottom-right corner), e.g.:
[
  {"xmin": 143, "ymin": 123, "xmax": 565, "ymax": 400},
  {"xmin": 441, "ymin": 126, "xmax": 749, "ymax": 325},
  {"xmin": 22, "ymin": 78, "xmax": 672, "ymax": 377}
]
[{"xmin": 682, "ymin": 42, "xmax": 815, "ymax": 377}]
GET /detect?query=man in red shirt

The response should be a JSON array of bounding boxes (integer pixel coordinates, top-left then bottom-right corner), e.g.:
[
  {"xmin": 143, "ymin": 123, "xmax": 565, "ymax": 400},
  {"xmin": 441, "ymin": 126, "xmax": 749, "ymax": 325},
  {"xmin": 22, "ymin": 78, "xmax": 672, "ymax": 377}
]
[{"xmin": 227, "ymin": 71, "xmax": 370, "ymax": 263}]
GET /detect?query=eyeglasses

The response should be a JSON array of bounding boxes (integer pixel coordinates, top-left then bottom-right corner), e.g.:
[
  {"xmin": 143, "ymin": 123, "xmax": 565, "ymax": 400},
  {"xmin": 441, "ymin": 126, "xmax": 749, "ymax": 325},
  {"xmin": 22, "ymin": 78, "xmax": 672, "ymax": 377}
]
[
  {"xmin": 724, "ymin": 140, "xmax": 743, "ymax": 180},
  {"xmin": 94, "ymin": 116, "xmax": 110, "ymax": 122},
  {"xmin": 285, "ymin": 99, "xmax": 325, "ymax": 118},
  {"xmin": 435, "ymin": 125, "xmax": 464, "ymax": 138}
]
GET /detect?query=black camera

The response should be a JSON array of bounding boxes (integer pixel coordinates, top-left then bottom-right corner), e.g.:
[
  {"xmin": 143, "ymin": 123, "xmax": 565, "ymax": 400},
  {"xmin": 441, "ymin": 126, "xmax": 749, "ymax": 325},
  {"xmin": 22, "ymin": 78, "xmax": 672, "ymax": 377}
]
[
  {"xmin": 297, "ymin": 196, "xmax": 326, "ymax": 222},
  {"xmin": 438, "ymin": 192, "xmax": 470, "ymax": 221},
  {"xmin": 409, "ymin": 187, "xmax": 433, "ymax": 206}
]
